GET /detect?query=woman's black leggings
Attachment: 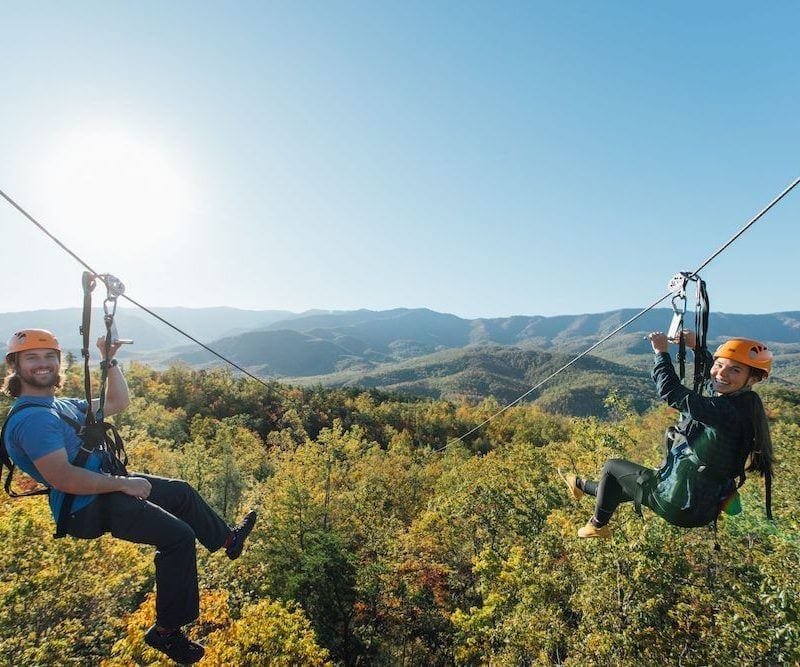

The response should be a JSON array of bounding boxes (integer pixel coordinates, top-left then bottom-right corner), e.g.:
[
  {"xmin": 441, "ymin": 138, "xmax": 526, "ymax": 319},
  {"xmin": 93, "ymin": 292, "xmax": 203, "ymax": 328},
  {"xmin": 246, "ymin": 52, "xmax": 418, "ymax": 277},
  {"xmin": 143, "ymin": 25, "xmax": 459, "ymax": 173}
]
[{"xmin": 579, "ymin": 458, "xmax": 653, "ymax": 526}]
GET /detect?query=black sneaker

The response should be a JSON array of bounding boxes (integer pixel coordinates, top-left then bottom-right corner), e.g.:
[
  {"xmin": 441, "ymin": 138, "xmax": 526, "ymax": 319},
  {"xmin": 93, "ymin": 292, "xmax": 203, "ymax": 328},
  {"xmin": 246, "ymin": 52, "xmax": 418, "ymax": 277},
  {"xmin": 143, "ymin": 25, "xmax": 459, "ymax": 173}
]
[
  {"xmin": 226, "ymin": 510, "xmax": 257, "ymax": 560},
  {"xmin": 144, "ymin": 625, "xmax": 205, "ymax": 664}
]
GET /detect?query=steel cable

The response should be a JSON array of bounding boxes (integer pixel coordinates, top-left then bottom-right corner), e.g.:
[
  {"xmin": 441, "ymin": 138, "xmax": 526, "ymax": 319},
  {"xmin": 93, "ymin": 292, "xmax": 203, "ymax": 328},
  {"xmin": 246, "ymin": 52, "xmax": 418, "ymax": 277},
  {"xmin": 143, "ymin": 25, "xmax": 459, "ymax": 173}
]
[
  {"xmin": 438, "ymin": 176, "xmax": 800, "ymax": 451},
  {"xmin": 0, "ymin": 188, "xmax": 276, "ymax": 390}
]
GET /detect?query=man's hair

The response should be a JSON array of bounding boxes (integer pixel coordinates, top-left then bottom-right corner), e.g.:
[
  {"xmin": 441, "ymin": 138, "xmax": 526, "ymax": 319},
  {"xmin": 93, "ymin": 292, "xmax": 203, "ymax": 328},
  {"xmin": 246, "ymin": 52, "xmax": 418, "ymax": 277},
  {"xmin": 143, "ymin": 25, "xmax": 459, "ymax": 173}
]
[{"xmin": 2, "ymin": 353, "xmax": 64, "ymax": 398}]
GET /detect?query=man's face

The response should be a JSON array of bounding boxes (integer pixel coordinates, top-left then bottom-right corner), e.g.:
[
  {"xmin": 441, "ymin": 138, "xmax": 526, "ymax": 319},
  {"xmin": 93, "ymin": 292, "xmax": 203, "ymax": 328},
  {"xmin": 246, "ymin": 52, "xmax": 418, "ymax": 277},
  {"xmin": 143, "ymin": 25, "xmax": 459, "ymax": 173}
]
[{"xmin": 15, "ymin": 348, "xmax": 61, "ymax": 392}]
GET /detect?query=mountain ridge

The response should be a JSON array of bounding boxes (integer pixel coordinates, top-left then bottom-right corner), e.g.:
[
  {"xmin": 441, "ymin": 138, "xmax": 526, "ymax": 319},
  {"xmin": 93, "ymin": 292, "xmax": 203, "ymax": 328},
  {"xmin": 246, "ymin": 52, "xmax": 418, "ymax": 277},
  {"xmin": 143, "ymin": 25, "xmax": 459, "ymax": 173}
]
[{"xmin": 2, "ymin": 306, "xmax": 798, "ymax": 416}]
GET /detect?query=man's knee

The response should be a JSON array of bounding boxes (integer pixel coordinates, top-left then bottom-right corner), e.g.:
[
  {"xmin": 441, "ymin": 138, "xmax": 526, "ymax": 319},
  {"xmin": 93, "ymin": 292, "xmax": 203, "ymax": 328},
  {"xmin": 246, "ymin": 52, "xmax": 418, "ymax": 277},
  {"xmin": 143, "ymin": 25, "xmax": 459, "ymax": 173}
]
[
  {"xmin": 151, "ymin": 476, "xmax": 201, "ymax": 509},
  {"xmin": 161, "ymin": 519, "xmax": 197, "ymax": 551},
  {"xmin": 164, "ymin": 477, "xmax": 195, "ymax": 497}
]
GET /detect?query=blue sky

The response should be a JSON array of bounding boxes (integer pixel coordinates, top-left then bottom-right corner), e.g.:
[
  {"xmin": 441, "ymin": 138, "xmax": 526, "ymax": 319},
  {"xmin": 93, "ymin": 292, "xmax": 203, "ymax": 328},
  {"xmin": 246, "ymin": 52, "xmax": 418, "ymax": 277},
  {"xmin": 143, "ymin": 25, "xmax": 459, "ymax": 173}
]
[{"xmin": 1, "ymin": 2, "xmax": 798, "ymax": 319}]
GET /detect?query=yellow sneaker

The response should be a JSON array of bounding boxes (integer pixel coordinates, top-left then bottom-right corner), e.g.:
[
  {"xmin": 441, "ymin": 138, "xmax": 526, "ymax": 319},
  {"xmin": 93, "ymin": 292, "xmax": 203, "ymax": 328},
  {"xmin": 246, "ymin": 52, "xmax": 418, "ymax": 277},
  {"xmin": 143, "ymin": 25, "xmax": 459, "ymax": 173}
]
[
  {"xmin": 557, "ymin": 468, "xmax": 584, "ymax": 500},
  {"xmin": 577, "ymin": 521, "xmax": 612, "ymax": 539}
]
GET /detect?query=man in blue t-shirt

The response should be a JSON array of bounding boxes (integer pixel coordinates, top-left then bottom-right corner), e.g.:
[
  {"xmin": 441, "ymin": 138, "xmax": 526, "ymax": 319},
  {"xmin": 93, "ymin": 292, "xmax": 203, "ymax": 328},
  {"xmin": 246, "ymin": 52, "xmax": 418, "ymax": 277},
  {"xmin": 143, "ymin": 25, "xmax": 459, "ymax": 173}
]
[{"xmin": 2, "ymin": 329, "xmax": 257, "ymax": 664}]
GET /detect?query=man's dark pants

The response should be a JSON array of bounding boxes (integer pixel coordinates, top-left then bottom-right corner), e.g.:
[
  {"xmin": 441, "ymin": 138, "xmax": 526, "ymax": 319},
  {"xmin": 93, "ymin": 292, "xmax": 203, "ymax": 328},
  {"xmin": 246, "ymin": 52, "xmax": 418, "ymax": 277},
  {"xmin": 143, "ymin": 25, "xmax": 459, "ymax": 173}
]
[{"xmin": 67, "ymin": 475, "xmax": 229, "ymax": 629}]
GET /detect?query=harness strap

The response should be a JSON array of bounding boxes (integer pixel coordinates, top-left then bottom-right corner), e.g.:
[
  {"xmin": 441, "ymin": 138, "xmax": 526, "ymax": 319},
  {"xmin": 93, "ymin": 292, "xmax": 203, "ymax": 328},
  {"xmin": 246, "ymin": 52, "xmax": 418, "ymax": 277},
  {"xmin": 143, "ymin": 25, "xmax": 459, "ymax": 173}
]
[
  {"xmin": 2, "ymin": 402, "xmax": 127, "ymax": 538},
  {"xmin": 54, "ymin": 420, "xmax": 129, "ymax": 539},
  {"xmin": 764, "ymin": 469, "xmax": 773, "ymax": 520},
  {"xmin": 693, "ymin": 278, "xmax": 710, "ymax": 394},
  {"xmin": 633, "ymin": 468, "xmax": 654, "ymax": 518},
  {"xmin": 712, "ymin": 519, "xmax": 721, "ymax": 551},
  {"xmin": 667, "ymin": 271, "xmax": 711, "ymax": 391},
  {"xmin": 96, "ymin": 287, "xmax": 120, "ymax": 421},
  {"xmin": 683, "ymin": 445, "xmax": 732, "ymax": 484},
  {"xmin": 81, "ymin": 271, "xmax": 97, "ymax": 427}
]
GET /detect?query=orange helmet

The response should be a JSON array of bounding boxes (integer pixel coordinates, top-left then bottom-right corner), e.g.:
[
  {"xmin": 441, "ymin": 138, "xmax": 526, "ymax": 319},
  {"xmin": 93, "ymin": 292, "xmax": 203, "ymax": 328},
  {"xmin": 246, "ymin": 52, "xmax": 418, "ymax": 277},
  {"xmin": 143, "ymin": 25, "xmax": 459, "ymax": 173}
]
[
  {"xmin": 5, "ymin": 329, "xmax": 61, "ymax": 363},
  {"xmin": 713, "ymin": 338, "xmax": 772, "ymax": 378}
]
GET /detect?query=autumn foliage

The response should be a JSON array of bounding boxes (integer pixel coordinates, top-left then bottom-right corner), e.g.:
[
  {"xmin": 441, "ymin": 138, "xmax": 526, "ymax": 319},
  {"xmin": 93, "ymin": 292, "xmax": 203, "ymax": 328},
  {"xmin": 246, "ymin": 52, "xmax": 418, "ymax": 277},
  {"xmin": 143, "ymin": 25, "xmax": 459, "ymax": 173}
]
[{"xmin": 1, "ymin": 362, "xmax": 798, "ymax": 665}]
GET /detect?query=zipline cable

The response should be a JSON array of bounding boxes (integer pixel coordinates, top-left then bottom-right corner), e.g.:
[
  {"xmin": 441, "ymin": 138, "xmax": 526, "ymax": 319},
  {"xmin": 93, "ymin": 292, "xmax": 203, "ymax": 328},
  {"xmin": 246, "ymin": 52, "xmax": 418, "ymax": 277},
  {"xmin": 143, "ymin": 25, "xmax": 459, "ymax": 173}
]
[
  {"xmin": 118, "ymin": 293, "xmax": 276, "ymax": 390},
  {"xmin": 0, "ymin": 188, "xmax": 276, "ymax": 390},
  {"xmin": 1, "ymin": 188, "xmax": 99, "ymax": 276},
  {"xmin": 690, "ymin": 176, "xmax": 800, "ymax": 276},
  {"xmin": 438, "ymin": 176, "xmax": 800, "ymax": 452},
  {"xmin": 3, "ymin": 176, "xmax": 799, "ymax": 432},
  {"xmin": 436, "ymin": 294, "xmax": 672, "ymax": 451}
]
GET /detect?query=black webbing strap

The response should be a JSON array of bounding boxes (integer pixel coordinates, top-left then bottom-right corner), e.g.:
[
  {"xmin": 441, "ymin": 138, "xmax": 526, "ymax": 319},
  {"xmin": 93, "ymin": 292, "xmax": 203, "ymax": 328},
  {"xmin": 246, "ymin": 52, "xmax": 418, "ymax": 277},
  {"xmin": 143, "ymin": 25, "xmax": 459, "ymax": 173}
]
[
  {"xmin": 80, "ymin": 271, "xmax": 97, "ymax": 428},
  {"xmin": 668, "ymin": 274, "xmax": 689, "ymax": 383},
  {"xmin": 1, "ymin": 405, "xmax": 50, "ymax": 497},
  {"xmin": 633, "ymin": 468, "xmax": 655, "ymax": 518},
  {"xmin": 693, "ymin": 278, "xmax": 710, "ymax": 394},
  {"xmin": 764, "ymin": 470, "xmax": 773, "ymax": 521},
  {"xmin": 96, "ymin": 289, "xmax": 119, "ymax": 422},
  {"xmin": 54, "ymin": 419, "xmax": 129, "ymax": 538},
  {"xmin": 668, "ymin": 271, "xmax": 711, "ymax": 390},
  {"xmin": 712, "ymin": 519, "xmax": 721, "ymax": 551}
]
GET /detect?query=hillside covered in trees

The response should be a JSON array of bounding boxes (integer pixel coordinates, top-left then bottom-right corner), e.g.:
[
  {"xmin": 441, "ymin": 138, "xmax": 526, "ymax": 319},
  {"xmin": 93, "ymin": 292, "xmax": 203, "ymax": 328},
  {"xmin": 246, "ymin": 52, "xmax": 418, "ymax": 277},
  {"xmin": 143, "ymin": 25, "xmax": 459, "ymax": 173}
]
[{"xmin": 1, "ymin": 361, "xmax": 799, "ymax": 665}]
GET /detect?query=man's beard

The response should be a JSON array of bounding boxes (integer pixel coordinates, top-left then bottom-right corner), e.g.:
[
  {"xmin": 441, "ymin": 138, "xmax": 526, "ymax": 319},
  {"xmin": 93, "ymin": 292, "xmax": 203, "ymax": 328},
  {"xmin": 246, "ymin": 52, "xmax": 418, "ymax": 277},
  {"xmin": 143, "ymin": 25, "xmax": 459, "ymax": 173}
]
[{"xmin": 19, "ymin": 368, "xmax": 60, "ymax": 390}]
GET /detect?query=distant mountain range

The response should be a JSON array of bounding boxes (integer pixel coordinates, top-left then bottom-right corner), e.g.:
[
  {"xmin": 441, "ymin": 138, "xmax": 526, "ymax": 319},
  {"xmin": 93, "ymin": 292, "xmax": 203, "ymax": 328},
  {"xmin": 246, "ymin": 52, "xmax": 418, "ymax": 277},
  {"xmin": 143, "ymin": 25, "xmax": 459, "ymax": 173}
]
[{"xmin": 3, "ymin": 306, "xmax": 798, "ymax": 417}]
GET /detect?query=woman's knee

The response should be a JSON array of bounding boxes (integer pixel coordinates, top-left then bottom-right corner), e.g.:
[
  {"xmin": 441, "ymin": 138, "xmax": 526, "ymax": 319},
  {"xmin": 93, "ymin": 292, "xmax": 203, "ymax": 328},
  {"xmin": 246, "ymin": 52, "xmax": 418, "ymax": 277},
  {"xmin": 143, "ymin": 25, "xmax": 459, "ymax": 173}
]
[{"xmin": 601, "ymin": 459, "xmax": 626, "ymax": 478}]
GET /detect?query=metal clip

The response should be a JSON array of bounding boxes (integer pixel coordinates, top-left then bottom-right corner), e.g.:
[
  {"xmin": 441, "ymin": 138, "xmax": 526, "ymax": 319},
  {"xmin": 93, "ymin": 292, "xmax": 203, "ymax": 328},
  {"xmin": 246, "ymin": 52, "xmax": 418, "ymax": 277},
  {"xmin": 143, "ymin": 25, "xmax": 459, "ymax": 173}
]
[
  {"xmin": 667, "ymin": 272, "xmax": 689, "ymax": 340},
  {"xmin": 103, "ymin": 299, "xmax": 118, "ymax": 324},
  {"xmin": 671, "ymin": 292, "xmax": 687, "ymax": 315}
]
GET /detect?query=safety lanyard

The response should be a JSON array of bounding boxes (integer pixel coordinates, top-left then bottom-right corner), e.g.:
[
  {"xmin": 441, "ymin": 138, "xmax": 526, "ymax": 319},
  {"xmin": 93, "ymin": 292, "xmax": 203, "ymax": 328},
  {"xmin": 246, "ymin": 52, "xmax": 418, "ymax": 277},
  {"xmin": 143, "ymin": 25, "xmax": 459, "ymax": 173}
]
[
  {"xmin": 667, "ymin": 272, "xmax": 710, "ymax": 393},
  {"xmin": 79, "ymin": 271, "xmax": 125, "ymax": 422}
]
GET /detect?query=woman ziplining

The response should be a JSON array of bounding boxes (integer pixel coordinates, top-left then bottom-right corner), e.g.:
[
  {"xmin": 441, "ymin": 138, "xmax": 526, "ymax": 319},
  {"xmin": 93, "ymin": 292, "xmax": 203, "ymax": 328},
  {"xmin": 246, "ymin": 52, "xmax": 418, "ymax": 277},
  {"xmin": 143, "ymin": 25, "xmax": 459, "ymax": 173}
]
[{"xmin": 562, "ymin": 329, "xmax": 774, "ymax": 539}]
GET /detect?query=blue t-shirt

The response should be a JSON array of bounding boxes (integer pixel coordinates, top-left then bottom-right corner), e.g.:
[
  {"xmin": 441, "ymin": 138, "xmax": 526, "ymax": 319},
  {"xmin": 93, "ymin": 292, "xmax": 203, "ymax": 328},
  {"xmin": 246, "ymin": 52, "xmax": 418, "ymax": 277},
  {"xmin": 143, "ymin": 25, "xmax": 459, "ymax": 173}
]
[{"xmin": 3, "ymin": 396, "xmax": 103, "ymax": 522}]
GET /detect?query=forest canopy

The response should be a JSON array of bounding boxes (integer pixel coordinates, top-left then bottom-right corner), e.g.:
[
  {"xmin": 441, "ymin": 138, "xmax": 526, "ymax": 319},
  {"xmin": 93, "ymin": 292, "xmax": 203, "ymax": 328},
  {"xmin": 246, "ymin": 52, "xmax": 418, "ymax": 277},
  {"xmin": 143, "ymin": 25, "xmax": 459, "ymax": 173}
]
[{"xmin": 1, "ymin": 361, "xmax": 798, "ymax": 666}]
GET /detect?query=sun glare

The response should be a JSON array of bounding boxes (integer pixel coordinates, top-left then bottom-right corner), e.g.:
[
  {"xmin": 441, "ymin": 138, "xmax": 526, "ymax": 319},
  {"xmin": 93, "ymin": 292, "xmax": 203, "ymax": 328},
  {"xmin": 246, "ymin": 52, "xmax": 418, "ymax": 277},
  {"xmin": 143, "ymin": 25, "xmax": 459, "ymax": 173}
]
[{"xmin": 41, "ymin": 127, "xmax": 194, "ymax": 250}]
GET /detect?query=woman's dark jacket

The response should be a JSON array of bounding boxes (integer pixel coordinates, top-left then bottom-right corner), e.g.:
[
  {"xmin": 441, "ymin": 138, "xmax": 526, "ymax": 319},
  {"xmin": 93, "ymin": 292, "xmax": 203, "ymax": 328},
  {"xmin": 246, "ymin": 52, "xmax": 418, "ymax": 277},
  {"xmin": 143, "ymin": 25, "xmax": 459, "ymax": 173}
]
[{"xmin": 647, "ymin": 352, "xmax": 754, "ymax": 527}]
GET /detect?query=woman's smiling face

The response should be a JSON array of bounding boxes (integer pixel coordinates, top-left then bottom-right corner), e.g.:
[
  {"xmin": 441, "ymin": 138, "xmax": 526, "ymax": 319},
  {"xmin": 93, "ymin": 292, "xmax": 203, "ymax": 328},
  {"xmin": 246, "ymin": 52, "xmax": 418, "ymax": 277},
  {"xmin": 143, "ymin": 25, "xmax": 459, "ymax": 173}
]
[{"xmin": 710, "ymin": 357, "xmax": 756, "ymax": 394}]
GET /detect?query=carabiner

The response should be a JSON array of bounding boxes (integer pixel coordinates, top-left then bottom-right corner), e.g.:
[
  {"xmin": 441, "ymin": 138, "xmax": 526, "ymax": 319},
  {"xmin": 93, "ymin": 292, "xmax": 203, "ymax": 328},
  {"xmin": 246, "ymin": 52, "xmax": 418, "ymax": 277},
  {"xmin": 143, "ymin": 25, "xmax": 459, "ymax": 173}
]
[{"xmin": 671, "ymin": 292, "xmax": 687, "ymax": 315}]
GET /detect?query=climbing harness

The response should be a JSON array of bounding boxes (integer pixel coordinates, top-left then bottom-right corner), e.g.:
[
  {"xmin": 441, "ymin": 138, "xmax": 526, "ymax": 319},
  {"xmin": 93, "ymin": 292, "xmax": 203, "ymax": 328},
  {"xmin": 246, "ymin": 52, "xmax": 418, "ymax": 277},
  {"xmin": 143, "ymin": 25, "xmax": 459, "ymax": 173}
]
[
  {"xmin": 0, "ymin": 272, "xmax": 130, "ymax": 538},
  {"xmin": 54, "ymin": 271, "xmax": 131, "ymax": 536}
]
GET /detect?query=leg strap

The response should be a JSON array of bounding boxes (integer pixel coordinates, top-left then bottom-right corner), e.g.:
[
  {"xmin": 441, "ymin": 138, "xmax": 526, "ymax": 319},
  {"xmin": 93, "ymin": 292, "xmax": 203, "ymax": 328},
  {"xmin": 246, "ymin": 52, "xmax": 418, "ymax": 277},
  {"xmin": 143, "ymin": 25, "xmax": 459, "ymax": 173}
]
[{"xmin": 633, "ymin": 469, "xmax": 654, "ymax": 518}]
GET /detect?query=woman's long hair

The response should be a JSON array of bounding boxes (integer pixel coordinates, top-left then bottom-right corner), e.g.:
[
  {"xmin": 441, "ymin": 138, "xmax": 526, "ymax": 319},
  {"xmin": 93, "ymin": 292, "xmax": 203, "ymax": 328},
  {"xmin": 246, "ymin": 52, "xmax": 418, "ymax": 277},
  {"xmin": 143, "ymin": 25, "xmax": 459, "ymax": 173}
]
[{"xmin": 742, "ymin": 382, "xmax": 774, "ymax": 478}]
